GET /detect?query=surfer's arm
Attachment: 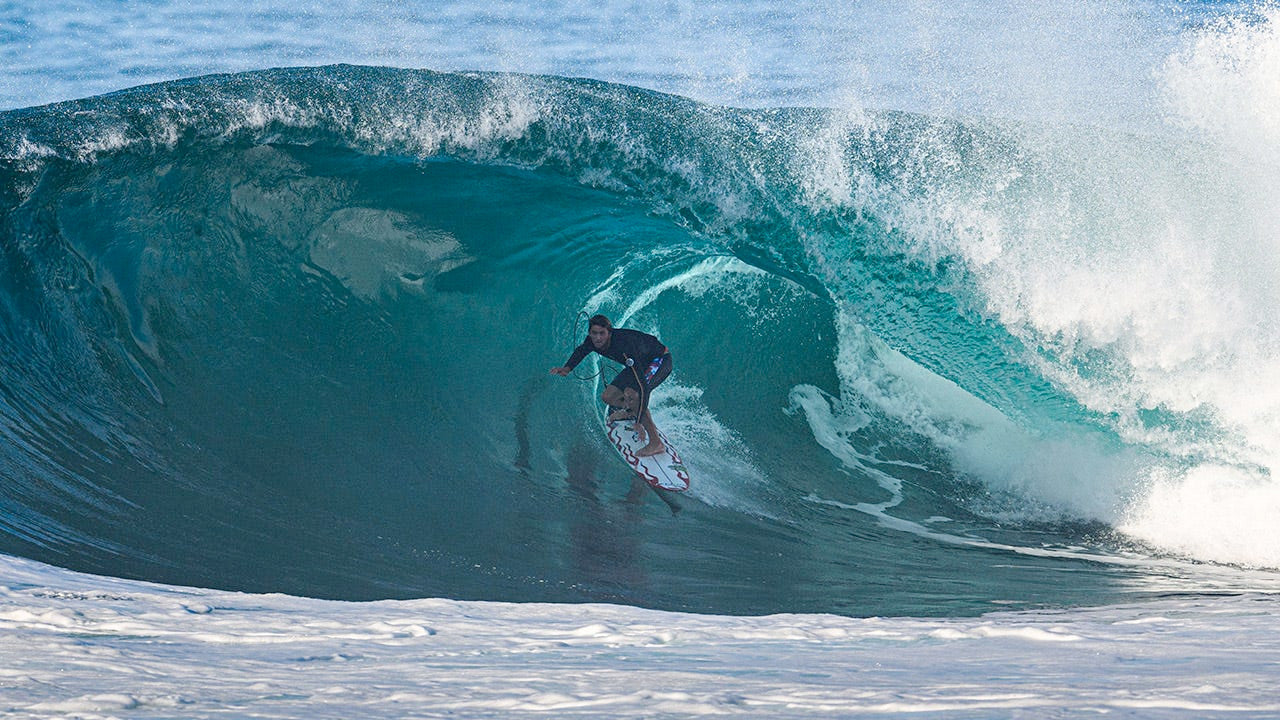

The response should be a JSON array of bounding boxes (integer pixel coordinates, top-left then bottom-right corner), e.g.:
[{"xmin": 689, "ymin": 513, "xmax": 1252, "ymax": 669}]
[
  {"xmin": 563, "ymin": 339, "xmax": 594, "ymax": 369},
  {"xmin": 551, "ymin": 339, "xmax": 593, "ymax": 376}
]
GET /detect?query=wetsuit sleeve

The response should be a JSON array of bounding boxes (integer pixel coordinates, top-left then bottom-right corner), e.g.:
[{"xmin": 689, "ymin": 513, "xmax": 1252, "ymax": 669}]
[{"xmin": 563, "ymin": 338, "xmax": 594, "ymax": 369}]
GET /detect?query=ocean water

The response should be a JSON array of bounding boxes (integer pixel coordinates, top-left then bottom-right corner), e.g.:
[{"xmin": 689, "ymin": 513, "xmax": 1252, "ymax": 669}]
[{"xmin": 3, "ymin": 0, "xmax": 1280, "ymax": 716}]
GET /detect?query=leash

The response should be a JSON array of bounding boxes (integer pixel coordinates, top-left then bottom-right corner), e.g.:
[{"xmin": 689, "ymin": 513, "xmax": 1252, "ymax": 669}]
[{"xmin": 625, "ymin": 354, "xmax": 649, "ymax": 424}]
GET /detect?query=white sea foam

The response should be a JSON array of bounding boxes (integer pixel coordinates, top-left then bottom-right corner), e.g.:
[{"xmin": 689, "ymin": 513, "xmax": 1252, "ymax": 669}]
[
  {"xmin": 1121, "ymin": 463, "xmax": 1280, "ymax": 568},
  {"xmin": 1161, "ymin": 6, "xmax": 1280, "ymax": 155},
  {"xmin": 794, "ymin": 304, "xmax": 1143, "ymax": 525},
  {"xmin": 975, "ymin": 10, "xmax": 1280, "ymax": 569},
  {"xmin": 3, "ymin": 553, "xmax": 1279, "ymax": 719},
  {"xmin": 786, "ymin": 7, "xmax": 1280, "ymax": 569}
]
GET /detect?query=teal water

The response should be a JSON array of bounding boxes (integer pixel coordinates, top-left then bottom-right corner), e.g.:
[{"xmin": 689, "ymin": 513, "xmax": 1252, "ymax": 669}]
[{"xmin": 3, "ymin": 62, "xmax": 1279, "ymax": 616}]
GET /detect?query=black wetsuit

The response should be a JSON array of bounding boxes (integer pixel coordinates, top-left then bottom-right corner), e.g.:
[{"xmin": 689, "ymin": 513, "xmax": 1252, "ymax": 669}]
[{"xmin": 564, "ymin": 328, "xmax": 673, "ymax": 406}]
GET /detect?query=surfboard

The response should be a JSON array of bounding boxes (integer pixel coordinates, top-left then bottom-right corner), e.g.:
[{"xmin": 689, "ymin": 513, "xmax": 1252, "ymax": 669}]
[{"xmin": 604, "ymin": 417, "xmax": 691, "ymax": 492}]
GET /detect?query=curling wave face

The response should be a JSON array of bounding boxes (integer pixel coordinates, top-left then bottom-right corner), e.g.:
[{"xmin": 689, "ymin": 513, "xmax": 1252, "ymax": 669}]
[{"xmin": 2, "ymin": 65, "xmax": 1279, "ymax": 615}]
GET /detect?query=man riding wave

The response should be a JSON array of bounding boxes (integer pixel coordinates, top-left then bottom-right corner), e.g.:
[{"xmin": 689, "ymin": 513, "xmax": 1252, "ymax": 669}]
[{"xmin": 550, "ymin": 315, "xmax": 672, "ymax": 457}]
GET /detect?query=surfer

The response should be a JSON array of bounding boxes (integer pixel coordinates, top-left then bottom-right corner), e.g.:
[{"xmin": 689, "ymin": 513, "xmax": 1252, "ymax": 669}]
[{"xmin": 550, "ymin": 314, "xmax": 673, "ymax": 457}]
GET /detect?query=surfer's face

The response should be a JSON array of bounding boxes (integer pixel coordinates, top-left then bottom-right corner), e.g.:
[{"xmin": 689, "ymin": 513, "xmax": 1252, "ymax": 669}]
[{"xmin": 589, "ymin": 325, "xmax": 610, "ymax": 349}]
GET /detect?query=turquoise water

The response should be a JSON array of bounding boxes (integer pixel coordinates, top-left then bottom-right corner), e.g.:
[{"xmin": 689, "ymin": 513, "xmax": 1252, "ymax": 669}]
[{"xmin": 3, "ymin": 3, "xmax": 1280, "ymax": 617}]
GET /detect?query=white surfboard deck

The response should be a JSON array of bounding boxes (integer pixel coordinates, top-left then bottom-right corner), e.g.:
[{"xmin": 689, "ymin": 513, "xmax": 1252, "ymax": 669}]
[{"xmin": 604, "ymin": 417, "xmax": 691, "ymax": 492}]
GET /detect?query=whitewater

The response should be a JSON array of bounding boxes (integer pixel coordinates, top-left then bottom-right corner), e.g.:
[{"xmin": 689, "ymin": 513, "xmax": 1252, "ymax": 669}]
[{"xmin": 3, "ymin": 0, "xmax": 1280, "ymax": 717}]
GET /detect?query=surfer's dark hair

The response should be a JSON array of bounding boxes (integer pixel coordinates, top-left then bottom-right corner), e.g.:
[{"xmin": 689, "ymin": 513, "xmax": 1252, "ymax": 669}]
[{"xmin": 588, "ymin": 314, "xmax": 612, "ymax": 330}]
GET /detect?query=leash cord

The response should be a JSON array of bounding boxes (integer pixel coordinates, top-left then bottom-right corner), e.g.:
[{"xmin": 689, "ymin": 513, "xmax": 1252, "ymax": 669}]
[{"xmin": 627, "ymin": 355, "xmax": 649, "ymax": 424}]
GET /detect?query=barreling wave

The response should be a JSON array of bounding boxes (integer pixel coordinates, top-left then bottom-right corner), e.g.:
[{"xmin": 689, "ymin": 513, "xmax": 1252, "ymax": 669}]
[{"xmin": 2, "ymin": 61, "xmax": 1278, "ymax": 616}]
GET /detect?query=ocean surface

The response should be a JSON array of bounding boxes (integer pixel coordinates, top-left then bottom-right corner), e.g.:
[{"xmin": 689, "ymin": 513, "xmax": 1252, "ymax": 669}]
[{"xmin": 3, "ymin": 0, "xmax": 1280, "ymax": 716}]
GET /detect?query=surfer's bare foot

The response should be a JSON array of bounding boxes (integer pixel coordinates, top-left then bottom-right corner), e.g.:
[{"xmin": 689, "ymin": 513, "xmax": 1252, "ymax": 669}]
[{"xmin": 637, "ymin": 441, "xmax": 664, "ymax": 457}]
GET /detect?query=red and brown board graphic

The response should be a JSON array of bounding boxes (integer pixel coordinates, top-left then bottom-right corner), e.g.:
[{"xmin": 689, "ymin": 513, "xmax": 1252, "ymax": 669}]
[{"xmin": 604, "ymin": 419, "xmax": 691, "ymax": 491}]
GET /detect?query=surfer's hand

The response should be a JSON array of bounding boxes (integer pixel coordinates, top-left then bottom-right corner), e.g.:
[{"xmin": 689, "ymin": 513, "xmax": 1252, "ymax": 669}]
[{"xmin": 550, "ymin": 366, "xmax": 570, "ymax": 376}]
